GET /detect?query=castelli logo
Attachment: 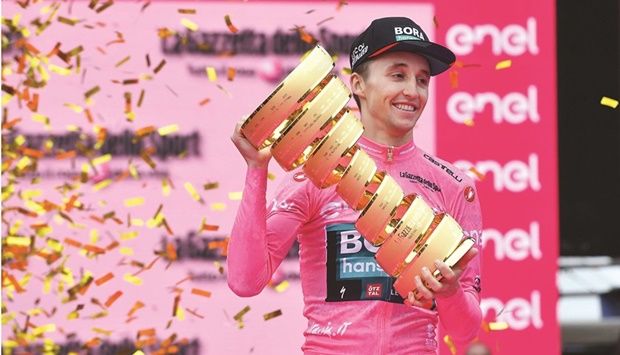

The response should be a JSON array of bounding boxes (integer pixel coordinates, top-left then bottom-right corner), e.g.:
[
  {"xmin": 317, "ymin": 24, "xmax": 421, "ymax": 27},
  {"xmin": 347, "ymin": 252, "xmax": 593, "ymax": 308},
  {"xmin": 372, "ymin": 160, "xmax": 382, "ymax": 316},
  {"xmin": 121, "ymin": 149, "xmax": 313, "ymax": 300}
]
[
  {"xmin": 293, "ymin": 172, "xmax": 307, "ymax": 182},
  {"xmin": 464, "ymin": 186, "xmax": 476, "ymax": 202}
]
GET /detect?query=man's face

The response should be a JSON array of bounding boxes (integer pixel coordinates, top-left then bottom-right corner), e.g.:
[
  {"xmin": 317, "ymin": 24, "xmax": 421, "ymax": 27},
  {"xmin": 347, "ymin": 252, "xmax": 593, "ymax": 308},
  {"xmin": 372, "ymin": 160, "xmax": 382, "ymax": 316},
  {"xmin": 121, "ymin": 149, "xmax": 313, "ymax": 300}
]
[{"xmin": 353, "ymin": 51, "xmax": 430, "ymax": 143}]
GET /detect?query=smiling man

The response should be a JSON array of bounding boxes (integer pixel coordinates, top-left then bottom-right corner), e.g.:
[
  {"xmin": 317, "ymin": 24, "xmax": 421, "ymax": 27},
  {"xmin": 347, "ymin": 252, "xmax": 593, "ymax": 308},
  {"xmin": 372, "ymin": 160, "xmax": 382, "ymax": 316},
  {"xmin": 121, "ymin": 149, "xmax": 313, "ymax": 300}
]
[{"xmin": 229, "ymin": 16, "xmax": 484, "ymax": 355}]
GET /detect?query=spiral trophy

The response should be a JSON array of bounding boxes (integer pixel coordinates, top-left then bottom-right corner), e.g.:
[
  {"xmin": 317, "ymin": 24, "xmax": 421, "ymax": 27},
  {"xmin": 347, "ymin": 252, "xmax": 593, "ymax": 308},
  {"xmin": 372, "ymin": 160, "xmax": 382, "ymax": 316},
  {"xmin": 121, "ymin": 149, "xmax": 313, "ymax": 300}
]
[{"xmin": 241, "ymin": 44, "xmax": 474, "ymax": 300}]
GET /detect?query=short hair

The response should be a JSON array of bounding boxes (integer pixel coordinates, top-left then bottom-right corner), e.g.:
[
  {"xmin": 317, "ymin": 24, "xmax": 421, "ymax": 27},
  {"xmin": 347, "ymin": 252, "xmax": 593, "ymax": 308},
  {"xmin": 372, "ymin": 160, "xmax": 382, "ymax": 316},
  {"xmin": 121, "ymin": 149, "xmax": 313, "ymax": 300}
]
[{"xmin": 351, "ymin": 59, "xmax": 372, "ymax": 113}]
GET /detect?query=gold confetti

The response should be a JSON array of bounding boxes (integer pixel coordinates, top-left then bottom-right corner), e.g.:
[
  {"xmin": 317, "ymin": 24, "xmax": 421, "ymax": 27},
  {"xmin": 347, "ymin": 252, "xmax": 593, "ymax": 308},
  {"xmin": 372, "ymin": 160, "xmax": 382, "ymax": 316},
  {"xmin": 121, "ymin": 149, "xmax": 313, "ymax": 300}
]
[
  {"xmin": 489, "ymin": 321, "xmax": 509, "ymax": 330},
  {"xmin": 233, "ymin": 305, "xmax": 250, "ymax": 321},
  {"xmin": 115, "ymin": 56, "xmax": 130, "ymax": 68},
  {"xmin": 433, "ymin": 16, "xmax": 439, "ymax": 29},
  {"xmin": 124, "ymin": 197, "xmax": 145, "ymax": 207},
  {"xmin": 263, "ymin": 309, "xmax": 282, "ymax": 321},
  {"xmin": 158, "ymin": 124, "xmax": 179, "ymax": 136},
  {"xmin": 495, "ymin": 59, "xmax": 512, "ymax": 70},
  {"xmin": 153, "ymin": 59, "xmax": 166, "ymax": 74},
  {"xmin": 317, "ymin": 17, "xmax": 334, "ymax": 26},
  {"xmin": 184, "ymin": 182, "xmax": 201, "ymax": 202},
  {"xmin": 228, "ymin": 191, "xmax": 242, "ymax": 200},
  {"xmin": 181, "ymin": 18, "xmax": 198, "ymax": 31},
  {"xmin": 464, "ymin": 118, "xmax": 475, "ymax": 127},
  {"xmin": 601, "ymin": 96, "xmax": 619, "ymax": 108},
  {"xmin": 178, "ymin": 9, "xmax": 197, "ymax": 14},
  {"xmin": 274, "ymin": 280, "xmax": 290, "ymax": 293},
  {"xmin": 206, "ymin": 67, "xmax": 217, "ymax": 82},
  {"xmin": 224, "ymin": 15, "xmax": 239, "ymax": 33},
  {"xmin": 443, "ymin": 335, "xmax": 457, "ymax": 355},
  {"xmin": 211, "ymin": 202, "xmax": 226, "ymax": 211},
  {"xmin": 199, "ymin": 97, "xmax": 211, "ymax": 106},
  {"xmin": 124, "ymin": 273, "xmax": 143, "ymax": 286}
]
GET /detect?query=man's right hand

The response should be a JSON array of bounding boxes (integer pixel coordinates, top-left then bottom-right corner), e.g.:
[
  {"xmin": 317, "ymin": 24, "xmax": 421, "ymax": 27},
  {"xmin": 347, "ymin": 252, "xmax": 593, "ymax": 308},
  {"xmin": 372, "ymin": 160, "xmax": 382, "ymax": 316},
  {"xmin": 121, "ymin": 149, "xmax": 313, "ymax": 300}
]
[{"xmin": 230, "ymin": 117, "xmax": 273, "ymax": 169}]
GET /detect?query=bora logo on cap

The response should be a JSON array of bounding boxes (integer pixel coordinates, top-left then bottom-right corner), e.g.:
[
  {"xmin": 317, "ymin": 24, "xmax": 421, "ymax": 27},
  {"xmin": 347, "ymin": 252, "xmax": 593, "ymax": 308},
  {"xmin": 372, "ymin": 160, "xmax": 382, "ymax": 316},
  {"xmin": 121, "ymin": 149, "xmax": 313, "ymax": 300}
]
[{"xmin": 394, "ymin": 26, "xmax": 426, "ymax": 41}]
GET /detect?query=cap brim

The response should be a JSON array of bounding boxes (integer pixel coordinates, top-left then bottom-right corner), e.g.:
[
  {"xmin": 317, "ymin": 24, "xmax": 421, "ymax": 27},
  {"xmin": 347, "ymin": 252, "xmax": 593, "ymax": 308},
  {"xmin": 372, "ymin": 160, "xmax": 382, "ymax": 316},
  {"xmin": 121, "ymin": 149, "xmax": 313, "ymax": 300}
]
[{"xmin": 373, "ymin": 41, "xmax": 456, "ymax": 76}]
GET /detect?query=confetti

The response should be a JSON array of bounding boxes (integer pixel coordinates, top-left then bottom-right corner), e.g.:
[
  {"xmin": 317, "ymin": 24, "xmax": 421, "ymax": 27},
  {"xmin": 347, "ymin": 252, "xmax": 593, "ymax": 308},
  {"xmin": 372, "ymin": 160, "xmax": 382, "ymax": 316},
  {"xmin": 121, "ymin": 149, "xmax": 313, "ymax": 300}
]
[
  {"xmin": 274, "ymin": 280, "xmax": 290, "ymax": 293},
  {"xmin": 228, "ymin": 191, "xmax": 243, "ymax": 200},
  {"xmin": 600, "ymin": 96, "xmax": 618, "ymax": 108},
  {"xmin": 178, "ymin": 9, "xmax": 197, "ymax": 14},
  {"xmin": 263, "ymin": 309, "xmax": 282, "ymax": 321},
  {"xmin": 206, "ymin": 67, "xmax": 217, "ymax": 82},
  {"xmin": 211, "ymin": 202, "xmax": 226, "ymax": 211},
  {"xmin": 495, "ymin": 59, "xmax": 512, "ymax": 70},
  {"xmin": 443, "ymin": 335, "xmax": 457, "ymax": 355},
  {"xmin": 184, "ymin": 182, "xmax": 202, "ymax": 202},
  {"xmin": 94, "ymin": 272, "xmax": 114, "ymax": 286},
  {"xmin": 317, "ymin": 17, "xmax": 334, "ymax": 26},
  {"xmin": 104, "ymin": 290, "xmax": 123, "ymax": 307},
  {"xmin": 227, "ymin": 67, "xmax": 236, "ymax": 81},
  {"xmin": 233, "ymin": 305, "xmax": 250, "ymax": 321},
  {"xmin": 433, "ymin": 16, "xmax": 439, "ymax": 29},
  {"xmin": 489, "ymin": 321, "xmax": 509, "ymax": 330},
  {"xmin": 124, "ymin": 273, "xmax": 143, "ymax": 286},
  {"xmin": 181, "ymin": 18, "xmax": 198, "ymax": 31},
  {"xmin": 199, "ymin": 97, "xmax": 211, "ymax": 106},
  {"xmin": 124, "ymin": 197, "xmax": 145, "ymax": 207},
  {"xmin": 449, "ymin": 71, "xmax": 458, "ymax": 89},
  {"xmin": 469, "ymin": 167, "xmax": 485, "ymax": 180},
  {"xmin": 158, "ymin": 124, "xmax": 179, "ymax": 136},
  {"xmin": 224, "ymin": 15, "xmax": 239, "ymax": 33},
  {"xmin": 191, "ymin": 288, "xmax": 212, "ymax": 298}
]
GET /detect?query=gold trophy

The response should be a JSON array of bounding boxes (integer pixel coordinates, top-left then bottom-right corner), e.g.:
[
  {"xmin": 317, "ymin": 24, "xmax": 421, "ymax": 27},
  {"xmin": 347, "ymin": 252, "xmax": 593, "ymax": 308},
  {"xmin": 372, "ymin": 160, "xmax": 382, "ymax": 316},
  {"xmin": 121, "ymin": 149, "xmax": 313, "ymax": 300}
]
[{"xmin": 240, "ymin": 44, "xmax": 474, "ymax": 300}]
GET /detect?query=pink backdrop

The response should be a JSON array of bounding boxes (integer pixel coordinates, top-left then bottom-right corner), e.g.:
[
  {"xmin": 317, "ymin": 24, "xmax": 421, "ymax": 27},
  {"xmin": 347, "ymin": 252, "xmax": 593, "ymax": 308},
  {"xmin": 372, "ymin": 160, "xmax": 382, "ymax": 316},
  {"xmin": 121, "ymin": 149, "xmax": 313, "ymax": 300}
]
[{"xmin": 1, "ymin": 1, "xmax": 558, "ymax": 354}]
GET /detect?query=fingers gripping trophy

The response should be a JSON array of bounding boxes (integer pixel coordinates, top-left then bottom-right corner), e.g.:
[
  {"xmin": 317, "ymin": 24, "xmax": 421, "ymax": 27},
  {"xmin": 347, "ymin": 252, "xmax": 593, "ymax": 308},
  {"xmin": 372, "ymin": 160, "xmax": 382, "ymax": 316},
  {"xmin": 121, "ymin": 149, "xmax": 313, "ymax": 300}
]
[{"xmin": 239, "ymin": 43, "xmax": 474, "ymax": 301}]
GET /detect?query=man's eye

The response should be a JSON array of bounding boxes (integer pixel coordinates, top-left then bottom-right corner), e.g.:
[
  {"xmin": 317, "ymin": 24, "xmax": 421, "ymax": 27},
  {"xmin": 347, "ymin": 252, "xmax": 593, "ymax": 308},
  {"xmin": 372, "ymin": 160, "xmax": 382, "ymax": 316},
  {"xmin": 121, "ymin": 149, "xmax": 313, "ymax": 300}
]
[{"xmin": 392, "ymin": 73, "xmax": 404, "ymax": 78}]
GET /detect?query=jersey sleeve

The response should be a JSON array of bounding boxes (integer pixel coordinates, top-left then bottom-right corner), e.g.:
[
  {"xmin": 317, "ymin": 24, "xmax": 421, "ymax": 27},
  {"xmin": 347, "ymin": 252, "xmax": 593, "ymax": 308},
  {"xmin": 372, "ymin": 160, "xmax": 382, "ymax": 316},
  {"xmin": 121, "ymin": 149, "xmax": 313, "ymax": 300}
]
[
  {"xmin": 435, "ymin": 178, "xmax": 484, "ymax": 344},
  {"xmin": 226, "ymin": 167, "xmax": 310, "ymax": 297}
]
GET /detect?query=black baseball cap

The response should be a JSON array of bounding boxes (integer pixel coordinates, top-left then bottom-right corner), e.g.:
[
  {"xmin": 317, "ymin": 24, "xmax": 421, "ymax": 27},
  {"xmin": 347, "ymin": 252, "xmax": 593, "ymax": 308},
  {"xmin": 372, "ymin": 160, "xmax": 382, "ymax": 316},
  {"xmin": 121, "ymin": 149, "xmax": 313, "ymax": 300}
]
[{"xmin": 349, "ymin": 17, "xmax": 456, "ymax": 76}]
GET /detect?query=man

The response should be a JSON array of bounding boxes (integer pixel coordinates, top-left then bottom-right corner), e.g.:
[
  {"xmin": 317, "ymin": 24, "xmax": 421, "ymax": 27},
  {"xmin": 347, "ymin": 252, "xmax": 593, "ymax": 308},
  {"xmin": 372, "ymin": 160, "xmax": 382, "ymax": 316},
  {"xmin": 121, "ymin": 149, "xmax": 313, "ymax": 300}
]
[{"xmin": 229, "ymin": 17, "xmax": 483, "ymax": 354}]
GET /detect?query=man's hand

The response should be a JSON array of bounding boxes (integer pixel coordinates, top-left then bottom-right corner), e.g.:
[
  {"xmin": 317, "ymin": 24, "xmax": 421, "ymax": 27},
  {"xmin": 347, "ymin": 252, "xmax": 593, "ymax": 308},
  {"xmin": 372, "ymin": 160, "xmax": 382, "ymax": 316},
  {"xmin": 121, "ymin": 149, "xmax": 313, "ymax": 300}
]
[
  {"xmin": 230, "ymin": 117, "xmax": 273, "ymax": 169},
  {"xmin": 405, "ymin": 247, "xmax": 479, "ymax": 308}
]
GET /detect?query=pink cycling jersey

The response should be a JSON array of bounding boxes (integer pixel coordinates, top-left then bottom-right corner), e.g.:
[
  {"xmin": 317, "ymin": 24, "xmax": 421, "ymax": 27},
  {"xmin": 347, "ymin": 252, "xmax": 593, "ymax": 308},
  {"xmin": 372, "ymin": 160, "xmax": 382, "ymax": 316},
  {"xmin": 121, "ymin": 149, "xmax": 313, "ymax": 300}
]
[{"xmin": 227, "ymin": 136, "xmax": 483, "ymax": 355}]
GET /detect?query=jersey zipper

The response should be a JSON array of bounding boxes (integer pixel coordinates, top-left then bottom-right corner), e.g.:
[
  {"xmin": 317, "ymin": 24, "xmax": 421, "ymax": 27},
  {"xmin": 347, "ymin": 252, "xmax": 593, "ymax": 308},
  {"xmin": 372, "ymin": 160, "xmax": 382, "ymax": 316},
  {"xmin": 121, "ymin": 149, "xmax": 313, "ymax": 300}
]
[{"xmin": 387, "ymin": 146, "xmax": 393, "ymax": 162}]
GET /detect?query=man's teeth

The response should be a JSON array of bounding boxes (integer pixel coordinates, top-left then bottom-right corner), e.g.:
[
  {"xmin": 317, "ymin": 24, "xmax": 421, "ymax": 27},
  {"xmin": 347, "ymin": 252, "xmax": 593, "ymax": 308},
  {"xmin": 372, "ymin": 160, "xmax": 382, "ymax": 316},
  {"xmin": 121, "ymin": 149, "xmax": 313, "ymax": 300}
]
[{"xmin": 394, "ymin": 104, "xmax": 415, "ymax": 112}]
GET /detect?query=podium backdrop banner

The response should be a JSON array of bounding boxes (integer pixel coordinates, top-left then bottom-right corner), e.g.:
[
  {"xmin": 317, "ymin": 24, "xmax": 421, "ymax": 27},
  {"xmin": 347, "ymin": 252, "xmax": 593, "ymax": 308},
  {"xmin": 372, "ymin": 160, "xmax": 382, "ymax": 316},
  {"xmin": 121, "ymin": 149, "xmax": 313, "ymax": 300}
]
[{"xmin": 1, "ymin": 1, "xmax": 557, "ymax": 354}]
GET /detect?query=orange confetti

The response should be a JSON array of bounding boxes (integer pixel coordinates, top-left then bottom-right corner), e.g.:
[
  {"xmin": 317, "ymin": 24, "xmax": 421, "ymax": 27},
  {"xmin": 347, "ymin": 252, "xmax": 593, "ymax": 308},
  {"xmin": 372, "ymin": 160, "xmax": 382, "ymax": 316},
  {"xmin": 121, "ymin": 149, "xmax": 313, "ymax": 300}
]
[
  {"xmin": 127, "ymin": 301, "xmax": 145, "ymax": 317},
  {"xmin": 227, "ymin": 67, "xmax": 236, "ymax": 81},
  {"xmin": 469, "ymin": 167, "xmax": 485, "ymax": 180},
  {"xmin": 199, "ymin": 97, "xmax": 211, "ymax": 106},
  {"xmin": 56, "ymin": 150, "xmax": 77, "ymax": 160},
  {"xmin": 138, "ymin": 328, "xmax": 156, "ymax": 338},
  {"xmin": 166, "ymin": 242, "xmax": 178, "ymax": 261},
  {"xmin": 449, "ymin": 70, "xmax": 458, "ymax": 89},
  {"xmin": 94, "ymin": 272, "xmax": 114, "ymax": 286},
  {"xmin": 191, "ymin": 288, "xmax": 212, "ymax": 298},
  {"xmin": 104, "ymin": 290, "xmax": 123, "ymax": 308},
  {"xmin": 296, "ymin": 26, "xmax": 318, "ymax": 45},
  {"xmin": 224, "ymin": 14, "xmax": 239, "ymax": 33}
]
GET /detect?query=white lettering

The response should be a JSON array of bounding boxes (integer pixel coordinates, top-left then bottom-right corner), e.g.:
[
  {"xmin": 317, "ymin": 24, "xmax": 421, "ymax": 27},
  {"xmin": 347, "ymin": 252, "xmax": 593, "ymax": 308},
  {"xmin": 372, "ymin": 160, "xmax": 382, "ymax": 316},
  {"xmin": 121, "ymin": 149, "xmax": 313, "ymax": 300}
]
[
  {"xmin": 446, "ymin": 18, "xmax": 539, "ymax": 56},
  {"xmin": 483, "ymin": 222, "xmax": 542, "ymax": 260},
  {"xmin": 321, "ymin": 202, "xmax": 347, "ymax": 219},
  {"xmin": 447, "ymin": 86, "xmax": 539, "ymax": 124},
  {"xmin": 454, "ymin": 154, "xmax": 541, "ymax": 192},
  {"xmin": 341, "ymin": 258, "xmax": 383, "ymax": 273},
  {"xmin": 481, "ymin": 291, "xmax": 543, "ymax": 330},
  {"xmin": 340, "ymin": 231, "xmax": 380, "ymax": 254}
]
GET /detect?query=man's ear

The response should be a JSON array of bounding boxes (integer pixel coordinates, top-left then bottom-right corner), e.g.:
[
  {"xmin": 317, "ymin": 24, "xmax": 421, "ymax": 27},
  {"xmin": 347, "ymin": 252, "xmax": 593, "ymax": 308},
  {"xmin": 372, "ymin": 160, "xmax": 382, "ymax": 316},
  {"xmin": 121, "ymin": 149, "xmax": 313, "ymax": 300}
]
[{"xmin": 350, "ymin": 72, "xmax": 365, "ymax": 98}]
